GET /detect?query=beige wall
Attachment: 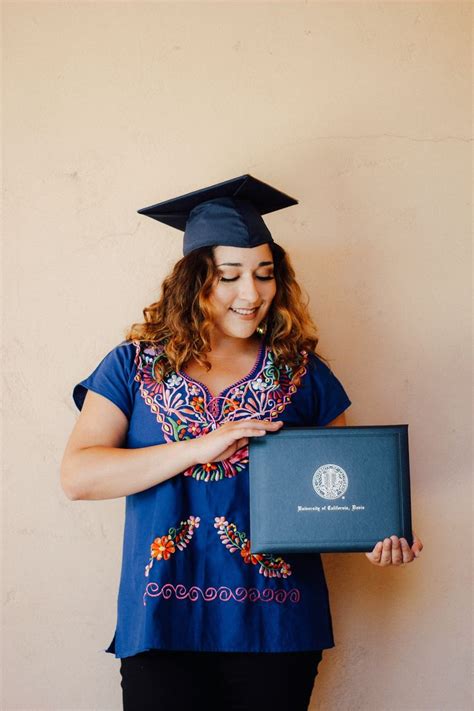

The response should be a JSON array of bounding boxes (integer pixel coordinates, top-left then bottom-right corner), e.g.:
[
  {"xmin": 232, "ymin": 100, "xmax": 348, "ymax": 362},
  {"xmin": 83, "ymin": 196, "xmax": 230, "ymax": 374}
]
[{"xmin": 2, "ymin": 1, "xmax": 472, "ymax": 709}]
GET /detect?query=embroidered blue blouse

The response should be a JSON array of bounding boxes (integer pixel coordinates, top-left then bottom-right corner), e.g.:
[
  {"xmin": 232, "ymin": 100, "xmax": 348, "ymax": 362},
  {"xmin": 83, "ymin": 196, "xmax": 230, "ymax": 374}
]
[{"xmin": 72, "ymin": 336, "xmax": 351, "ymax": 658}]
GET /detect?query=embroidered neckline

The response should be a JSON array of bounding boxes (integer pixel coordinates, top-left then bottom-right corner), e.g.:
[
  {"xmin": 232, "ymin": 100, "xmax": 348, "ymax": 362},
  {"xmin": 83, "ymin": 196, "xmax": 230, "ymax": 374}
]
[
  {"xmin": 176, "ymin": 336, "xmax": 267, "ymax": 402},
  {"xmin": 133, "ymin": 338, "xmax": 309, "ymax": 482}
]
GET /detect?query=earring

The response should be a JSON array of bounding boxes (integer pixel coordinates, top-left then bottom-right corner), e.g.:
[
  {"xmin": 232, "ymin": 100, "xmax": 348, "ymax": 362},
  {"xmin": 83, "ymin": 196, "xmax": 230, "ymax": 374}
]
[{"xmin": 256, "ymin": 321, "xmax": 267, "ymax": 336}]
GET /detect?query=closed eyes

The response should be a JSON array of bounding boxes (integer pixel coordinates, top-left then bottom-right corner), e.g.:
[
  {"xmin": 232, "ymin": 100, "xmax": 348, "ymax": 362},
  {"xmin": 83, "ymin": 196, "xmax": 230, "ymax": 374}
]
[{"xmin": 219, "ymin": 275, "xmax": 275, "ymax": 282}]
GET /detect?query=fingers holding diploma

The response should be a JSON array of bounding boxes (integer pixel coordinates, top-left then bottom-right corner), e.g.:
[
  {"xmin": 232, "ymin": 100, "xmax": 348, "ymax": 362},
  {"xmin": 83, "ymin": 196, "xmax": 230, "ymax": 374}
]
[{"xmin": 365, "ymin": 530, "xmax": 424, "ymax": 567}]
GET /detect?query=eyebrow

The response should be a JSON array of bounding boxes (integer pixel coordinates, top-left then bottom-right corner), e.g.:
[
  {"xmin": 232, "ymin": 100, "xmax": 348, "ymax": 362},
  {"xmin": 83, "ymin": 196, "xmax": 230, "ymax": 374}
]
[{"xmin": 216, "ymin": 261, "xmax": 274, "ymax": 267}]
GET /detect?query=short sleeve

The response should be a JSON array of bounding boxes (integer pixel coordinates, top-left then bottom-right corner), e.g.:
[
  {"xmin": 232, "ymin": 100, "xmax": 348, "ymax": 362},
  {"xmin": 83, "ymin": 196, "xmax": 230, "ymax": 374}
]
[
  {"xmin": 308, "ymin": 352, "xmax": 352, "ymax": 426},
  {"xmin": 72, "ymin": 341, "xmax": 137, "ymax": 419}
]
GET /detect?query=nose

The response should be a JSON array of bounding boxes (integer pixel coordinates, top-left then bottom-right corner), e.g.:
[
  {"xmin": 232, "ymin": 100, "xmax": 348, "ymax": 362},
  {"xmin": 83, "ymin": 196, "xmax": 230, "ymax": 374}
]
[{"xmin": 238, "ymin": 274, "xmax": 260, "ymax": 304}]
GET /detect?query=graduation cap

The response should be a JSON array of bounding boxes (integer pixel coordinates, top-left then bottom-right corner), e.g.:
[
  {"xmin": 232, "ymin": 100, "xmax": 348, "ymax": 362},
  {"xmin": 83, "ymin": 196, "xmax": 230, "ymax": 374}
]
[{"xmin": 137, "ymin": 174, "xmax": 298, "ymax": 256}]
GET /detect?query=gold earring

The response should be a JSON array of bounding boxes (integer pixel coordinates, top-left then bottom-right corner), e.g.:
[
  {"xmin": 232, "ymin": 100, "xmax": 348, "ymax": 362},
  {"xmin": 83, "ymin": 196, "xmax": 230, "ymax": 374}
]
[{"xmin": 256, "ymin": 321, "xmax": 267, "ymax": 336}]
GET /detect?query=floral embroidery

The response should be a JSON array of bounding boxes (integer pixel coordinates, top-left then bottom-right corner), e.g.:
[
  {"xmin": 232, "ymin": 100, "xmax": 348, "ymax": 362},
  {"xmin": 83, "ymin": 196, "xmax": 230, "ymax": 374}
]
[
  {"xmin": 145, "ymin": 516, "xmax": 200, "ymax": 577},
  {"xmin": 251, "ymin": 377, "xmax": 267, "ymax": 392},
  {"xmin": 214, "ymin": 517, "xmax": 292, "ymax": 579},
  {"xmin": 133, "ymin": 339, "xmax": 308, "ymax": 482},
  {"xmin": 190, "ymin": 446, "xmax": 248, "ymax": 482},
  {"xmin": 143, "ymin": 583, "xmax": 301, "ymax": 606}
]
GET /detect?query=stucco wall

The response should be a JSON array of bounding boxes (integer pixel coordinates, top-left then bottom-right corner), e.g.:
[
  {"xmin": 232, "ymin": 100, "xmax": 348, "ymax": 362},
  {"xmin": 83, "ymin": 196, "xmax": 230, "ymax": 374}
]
[{"xmin": 2, "ymin": 2, "xmax": 472, "ymax": 709}]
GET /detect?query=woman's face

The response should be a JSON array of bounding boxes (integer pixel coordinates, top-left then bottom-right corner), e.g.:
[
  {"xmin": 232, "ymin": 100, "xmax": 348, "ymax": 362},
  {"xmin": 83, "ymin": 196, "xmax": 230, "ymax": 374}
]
[{"xmin": 208, "ymin": 243, "xmax": 277, "ymax": 340}]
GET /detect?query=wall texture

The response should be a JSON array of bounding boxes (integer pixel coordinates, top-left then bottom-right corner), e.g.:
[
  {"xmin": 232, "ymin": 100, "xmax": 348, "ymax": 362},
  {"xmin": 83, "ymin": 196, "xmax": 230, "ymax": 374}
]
[{"xmin": 2, "ymin": 2, "xmax": 472, "ymax": 709}]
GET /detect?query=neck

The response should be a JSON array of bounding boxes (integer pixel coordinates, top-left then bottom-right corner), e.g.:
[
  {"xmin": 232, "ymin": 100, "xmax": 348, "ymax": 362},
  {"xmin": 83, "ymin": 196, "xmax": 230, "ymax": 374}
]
[{"xmin": 208, "ymin": 332, "xmax": 262, "ymax": 358}]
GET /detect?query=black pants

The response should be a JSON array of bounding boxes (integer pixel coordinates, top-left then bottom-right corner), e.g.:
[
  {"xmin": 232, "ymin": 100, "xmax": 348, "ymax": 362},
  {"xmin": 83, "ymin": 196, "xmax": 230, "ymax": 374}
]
[{"xmin": 120, "ymin": 649, "xmax": 324, "ymax": 711}]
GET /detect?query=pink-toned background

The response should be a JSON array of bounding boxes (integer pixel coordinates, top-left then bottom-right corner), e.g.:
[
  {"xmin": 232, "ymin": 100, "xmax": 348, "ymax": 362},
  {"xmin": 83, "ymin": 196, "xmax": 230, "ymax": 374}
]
[{"xmin": 2, "ymin": 2, "xmax": 471, "ymax": 709}]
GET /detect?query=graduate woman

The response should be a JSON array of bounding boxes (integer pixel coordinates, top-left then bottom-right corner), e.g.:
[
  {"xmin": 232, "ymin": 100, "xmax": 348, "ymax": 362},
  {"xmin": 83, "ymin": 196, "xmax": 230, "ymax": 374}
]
[{"xmin": 61, "ymin": 175, "xmax": 423, "ymax": 711}]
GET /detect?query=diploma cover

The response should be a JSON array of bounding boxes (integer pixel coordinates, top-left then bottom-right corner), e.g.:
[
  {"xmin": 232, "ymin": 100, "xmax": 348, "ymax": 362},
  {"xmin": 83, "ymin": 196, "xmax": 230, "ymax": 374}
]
[{"xmin": 249, "ymin": 425, "xmax": 413, "ymax": 553}]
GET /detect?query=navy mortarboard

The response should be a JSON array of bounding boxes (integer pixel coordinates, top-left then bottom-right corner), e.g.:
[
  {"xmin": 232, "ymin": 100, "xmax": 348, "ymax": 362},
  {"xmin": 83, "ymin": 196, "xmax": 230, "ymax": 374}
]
[{"xmin": 137, "ymin": 174, "xmax": 298, "ymax": 256}]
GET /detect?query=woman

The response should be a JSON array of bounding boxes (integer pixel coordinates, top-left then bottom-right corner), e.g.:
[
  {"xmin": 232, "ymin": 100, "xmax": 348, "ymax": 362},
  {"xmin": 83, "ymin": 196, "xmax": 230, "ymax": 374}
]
[{"xmin": 60, "ymin": 175, "xmax": 423, "ymax": 711}]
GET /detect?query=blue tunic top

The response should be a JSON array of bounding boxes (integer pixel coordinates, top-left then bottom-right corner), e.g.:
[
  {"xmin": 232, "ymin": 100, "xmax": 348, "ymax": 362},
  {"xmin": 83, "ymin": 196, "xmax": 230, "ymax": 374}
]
[{"xmin": 72, "ymin": 336, "xmax": 351, "ymax": 658}]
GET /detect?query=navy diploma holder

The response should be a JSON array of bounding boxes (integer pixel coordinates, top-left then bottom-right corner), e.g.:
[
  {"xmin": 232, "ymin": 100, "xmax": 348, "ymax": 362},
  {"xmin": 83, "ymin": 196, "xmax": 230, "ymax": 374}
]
[{"xmin": 249, "ymin": 425, "xmax": 413, "ymax": 554}]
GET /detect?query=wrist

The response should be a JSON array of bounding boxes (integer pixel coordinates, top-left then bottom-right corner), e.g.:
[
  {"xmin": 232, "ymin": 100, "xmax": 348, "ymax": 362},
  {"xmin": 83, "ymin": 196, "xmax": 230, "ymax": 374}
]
[{"xmin": 178, "ymin": 436, "xmax": 203, "ymax": 467}]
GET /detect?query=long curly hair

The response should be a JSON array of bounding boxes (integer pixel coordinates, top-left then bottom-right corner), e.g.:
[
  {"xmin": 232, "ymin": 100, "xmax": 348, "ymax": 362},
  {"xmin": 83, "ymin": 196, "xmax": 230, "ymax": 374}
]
[{"xmin": 124, "ymin": 242, "xmax": 326, "ymax": 381}]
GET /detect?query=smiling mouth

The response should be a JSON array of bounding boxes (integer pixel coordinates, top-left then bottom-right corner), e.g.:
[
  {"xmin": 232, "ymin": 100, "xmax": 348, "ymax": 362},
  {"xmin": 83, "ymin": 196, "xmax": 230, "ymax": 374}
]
[{"xmin": 230, "ymin": 307, "xmax": 259, "ymax": 315}]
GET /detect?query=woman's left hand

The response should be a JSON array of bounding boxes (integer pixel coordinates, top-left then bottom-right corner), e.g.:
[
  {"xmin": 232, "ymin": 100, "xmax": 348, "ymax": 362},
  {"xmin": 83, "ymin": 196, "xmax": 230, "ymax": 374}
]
[{"xmin": 365, "ymin": 530, "xmax": 423, "ymax": 566}]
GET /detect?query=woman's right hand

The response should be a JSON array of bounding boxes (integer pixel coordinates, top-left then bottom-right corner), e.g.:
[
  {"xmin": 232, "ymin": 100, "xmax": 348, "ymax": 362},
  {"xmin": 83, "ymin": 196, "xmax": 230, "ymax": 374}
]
[{"xmin": 192, "ymin": 419, "xmax": 284, "ymax": 464}]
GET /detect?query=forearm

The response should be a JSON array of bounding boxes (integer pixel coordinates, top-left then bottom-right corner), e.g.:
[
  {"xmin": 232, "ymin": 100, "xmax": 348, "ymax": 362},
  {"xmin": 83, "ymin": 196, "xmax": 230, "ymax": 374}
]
[{"xmin": 63, "ymin": 439, "xmax": 200, "ymax": 501}]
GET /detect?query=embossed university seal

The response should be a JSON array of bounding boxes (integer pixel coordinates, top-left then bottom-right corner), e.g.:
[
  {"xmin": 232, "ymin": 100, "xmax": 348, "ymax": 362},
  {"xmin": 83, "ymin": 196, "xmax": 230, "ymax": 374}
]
[{"xmin": 312, "ymin": 464, "xmax": 348, "ymax": 500}]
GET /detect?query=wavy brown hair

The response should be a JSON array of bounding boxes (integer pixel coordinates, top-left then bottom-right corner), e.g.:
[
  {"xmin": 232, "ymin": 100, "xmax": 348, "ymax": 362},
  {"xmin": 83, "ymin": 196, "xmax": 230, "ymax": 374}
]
[{"xmin": 124, "ymin": 242, "xmax": 327, "ymax": 381}]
